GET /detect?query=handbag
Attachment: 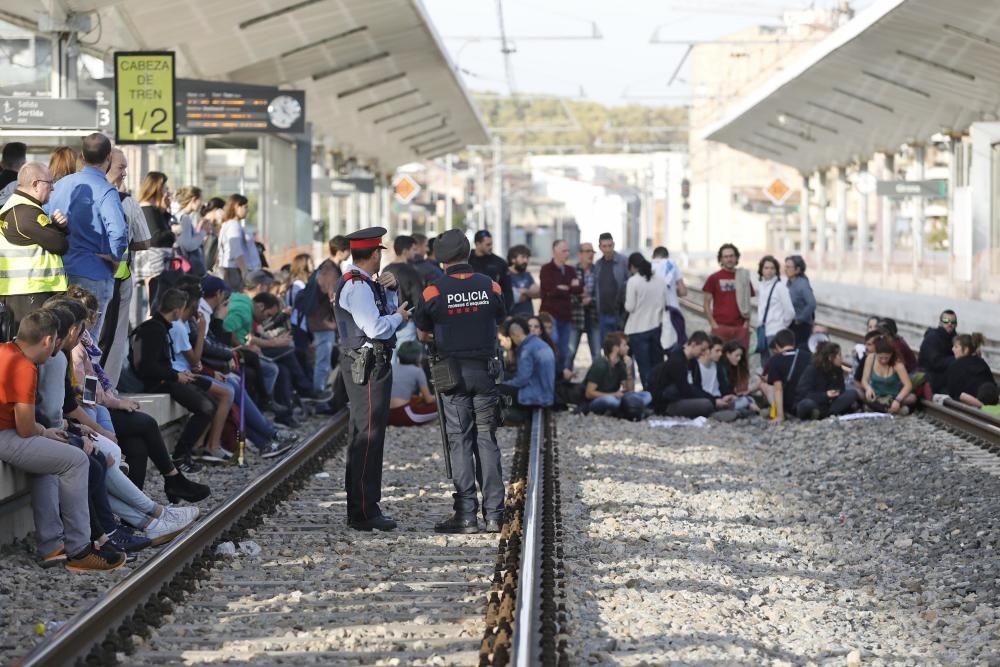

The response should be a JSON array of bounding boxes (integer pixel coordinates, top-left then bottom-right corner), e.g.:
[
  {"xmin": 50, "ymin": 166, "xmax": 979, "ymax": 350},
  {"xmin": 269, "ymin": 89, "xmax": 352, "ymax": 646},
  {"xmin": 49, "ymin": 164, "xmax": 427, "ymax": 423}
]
[{"xmin": 755, "ymin": 281, "xmax": 778, "ymax": 355}]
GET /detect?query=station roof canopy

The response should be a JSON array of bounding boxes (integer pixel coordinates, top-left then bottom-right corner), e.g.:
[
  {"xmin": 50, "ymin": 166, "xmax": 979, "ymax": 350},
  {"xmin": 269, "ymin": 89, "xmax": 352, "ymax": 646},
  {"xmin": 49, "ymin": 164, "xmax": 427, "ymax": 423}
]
[
  {"xmin": 0, "ymin": 0, "xmax": 489, "ymax": 169},
  {"xmin": 702, "ymin": 0, "xmax": 1000, "ymax": 174}
]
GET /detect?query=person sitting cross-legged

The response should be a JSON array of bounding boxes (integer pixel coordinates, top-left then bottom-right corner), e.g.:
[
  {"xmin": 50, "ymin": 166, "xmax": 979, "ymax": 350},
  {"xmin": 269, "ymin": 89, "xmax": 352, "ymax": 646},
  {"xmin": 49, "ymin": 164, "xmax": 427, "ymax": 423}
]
[
  {"xmin": 794, "ymin": 342, "xmax": 861, "ymax": 420},
  {"xmin": 387, "ymin": 341, "xmax": 438, "ymax": 427},
  {"xmin": 860, "ymin": 335, "xmax": 917, "ymax": 415},
  {"xmin": 583, "ymin": 332, "xmax": 651, "ymax": 418}
]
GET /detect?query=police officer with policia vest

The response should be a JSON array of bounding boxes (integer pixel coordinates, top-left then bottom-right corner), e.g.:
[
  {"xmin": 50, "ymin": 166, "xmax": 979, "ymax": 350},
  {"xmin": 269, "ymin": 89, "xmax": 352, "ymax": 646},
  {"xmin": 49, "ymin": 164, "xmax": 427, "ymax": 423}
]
[
  {"xmin": 334, "ymin": 226, "xmax": 411, "ymax": 531},
  {"xmin": 0, "ymin": 162, "xmax": 69, "ymax": 339},
  {"xmin": 415, "ymin": 229, "xmax": 507, "ymax": 534}
]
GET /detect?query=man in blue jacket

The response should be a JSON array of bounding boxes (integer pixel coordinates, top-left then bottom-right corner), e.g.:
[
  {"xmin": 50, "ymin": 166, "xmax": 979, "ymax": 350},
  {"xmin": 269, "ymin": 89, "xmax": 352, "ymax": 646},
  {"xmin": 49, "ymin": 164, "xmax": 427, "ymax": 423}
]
[
  {"xmin": 46, "ymin": 133, "xmax": 127, "ymax": 339},
  {"xmin": 501, "ymin": 317, "xmax": 555, "ymax": 418}
]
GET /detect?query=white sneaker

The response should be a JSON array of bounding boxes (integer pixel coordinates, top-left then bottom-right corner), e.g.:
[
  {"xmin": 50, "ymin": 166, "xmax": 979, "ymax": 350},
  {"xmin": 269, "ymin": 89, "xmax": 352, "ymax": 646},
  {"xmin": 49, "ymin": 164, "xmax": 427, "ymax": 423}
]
[
  {"xmin": 146, "ymin": 509, "xmax": 195, "ymax": 546},
  {"xmin": 164, "ymin": 504, "xmax": 199, "ymax": 524},
  {"xmin": 206, "ymin": 446, "xmax": 233, "ymax": 462},
  {"xmin": 261, "ymin": 442, "xmax": 293, "ymax": 459}
]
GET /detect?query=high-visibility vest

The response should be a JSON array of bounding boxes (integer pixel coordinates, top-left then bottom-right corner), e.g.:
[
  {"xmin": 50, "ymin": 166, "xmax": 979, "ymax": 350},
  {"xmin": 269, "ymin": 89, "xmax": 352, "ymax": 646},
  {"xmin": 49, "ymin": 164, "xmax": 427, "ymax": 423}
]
[{"xmin": 0, "ymin": 192, "xmax": 68, "ymax": 295}]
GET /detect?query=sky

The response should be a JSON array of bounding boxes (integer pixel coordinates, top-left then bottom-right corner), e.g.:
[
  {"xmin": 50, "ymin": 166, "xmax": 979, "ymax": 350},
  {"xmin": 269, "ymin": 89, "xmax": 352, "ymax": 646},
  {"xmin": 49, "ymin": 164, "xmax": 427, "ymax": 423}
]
[{"xmin": 423, "ymin": 0, "xmax": 876, "ymax": 107}]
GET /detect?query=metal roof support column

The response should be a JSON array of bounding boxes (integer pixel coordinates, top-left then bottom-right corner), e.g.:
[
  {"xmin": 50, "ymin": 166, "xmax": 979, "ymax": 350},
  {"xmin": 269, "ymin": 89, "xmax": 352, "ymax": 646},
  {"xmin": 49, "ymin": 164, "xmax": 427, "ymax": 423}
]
[
  {"xmin": 880, "ymin": 152, "xmax": 895, "ymax": 280},
  {"xmin": 912, "ymin": 144, "xmax": 926, "ymax": 283},
  {"xmin": 816, "ymin": 169, "xmax": 828, "ymax": 269},
  {"xmin": 835, "ymin": 166, "xmax": 849, "ymax": 261},
  {"xmin": 492, "ymin": 135, "xmax": 505, "ymax": 253},
  {"xmin": 857, "ymin": 161, "xmax": 869, "ymax": 272},
  {"xmin": 800, "ymin": 172, "xmax": 811, "ymax": 254},
  {"xmin": 445, "ymin": 153, "xmax": 453, "ymax": 232},
  {"xmin": 346, "ymin": 191, "xmax": 358, "ymax": 234},
  {"xmin": 328, "ymin": 194, "xmax": 341, "ymax": 237},
  {"xmin": 381, "ymin": 177, "xmax": 392, "ymax": 232}
]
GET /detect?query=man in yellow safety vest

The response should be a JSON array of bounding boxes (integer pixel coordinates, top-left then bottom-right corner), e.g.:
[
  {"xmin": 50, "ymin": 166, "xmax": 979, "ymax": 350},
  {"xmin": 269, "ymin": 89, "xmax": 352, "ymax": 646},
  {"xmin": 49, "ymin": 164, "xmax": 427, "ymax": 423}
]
[{"xmin": 0, "ymin": 162, "xmax": 69, "ymax": 339}]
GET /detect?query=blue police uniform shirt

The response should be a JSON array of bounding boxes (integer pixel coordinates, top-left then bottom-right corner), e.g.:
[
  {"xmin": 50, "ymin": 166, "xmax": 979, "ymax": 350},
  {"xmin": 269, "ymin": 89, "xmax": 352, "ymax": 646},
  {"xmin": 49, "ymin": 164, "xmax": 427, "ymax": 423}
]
[{"xmin": 336, "ymin": 264, "xmax": 400, "ymax": 347}]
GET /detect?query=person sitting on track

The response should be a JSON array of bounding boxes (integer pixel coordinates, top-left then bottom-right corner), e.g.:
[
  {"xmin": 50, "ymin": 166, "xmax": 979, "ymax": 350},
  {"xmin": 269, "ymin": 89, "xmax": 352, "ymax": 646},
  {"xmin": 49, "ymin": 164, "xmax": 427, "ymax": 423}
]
[
  {"xmin": 582, "ymin": 331, "xmax": 651, "ymax": 417},
  {"xmin": 0, "ymin": 310, "xmax": 125, "ymax": 571},
  {"xmin": 946, "ymin": 333, "xmax": 996, "ymax": 408},
  {"xmin": 720, "ymin": 340, "xmax": 760, "ymax": 415},
  {"xmin": 693, "ymin": 335, "xmax": 740, "ymax": 422},
  {"xmin": 648, "ymin": 330, "xmax": 715, "ymax": 418},
  {"xmin": 860, "ymin": 335, "xmax": 917, "ymax": 415},
  {"xmin": 794, "ymin": 341, "xmax": 861, "ymax": 420},
  {"xmin": 759, "ymin": 329, "xmax": 811, "ymax": 422},
  {"xmin": 499, "ymin": 316, "xmax": 556, "ymax": 423},
  {"xmin": 387, "ymin": 341, "xmax": 438, "ymax": 427},
  {"xmin": 852, "ymin": 329, "xmax": 884, "ymax": 392},
  {"xmin": 977, "ymin": 383, "xmax": 1000, "ymax": 418},
  {"xmin": 918, "ymin": 309, "xmax": 958, "ymax": 394},
  {"xmin": 877, "ymin": 317, "xmax": 918, "ymax": 373}
]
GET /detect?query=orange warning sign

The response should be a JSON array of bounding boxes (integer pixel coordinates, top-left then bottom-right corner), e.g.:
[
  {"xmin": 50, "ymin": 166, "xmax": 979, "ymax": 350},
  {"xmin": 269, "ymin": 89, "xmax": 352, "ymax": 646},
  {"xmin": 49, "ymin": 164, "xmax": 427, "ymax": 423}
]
[
  {"xmin": 394, "ymin": 174, "xmax": 421, "ymax": 204},
  {"xmin": 765, "ymin": 178, "xmax": 791, "ymax": 205}
]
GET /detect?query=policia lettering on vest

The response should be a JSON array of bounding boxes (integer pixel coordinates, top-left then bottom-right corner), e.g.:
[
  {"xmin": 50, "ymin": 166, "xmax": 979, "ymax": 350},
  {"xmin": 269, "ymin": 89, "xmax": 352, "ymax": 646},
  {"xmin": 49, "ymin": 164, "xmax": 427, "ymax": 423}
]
[
  {"xmin": 334, "ymin": 226, "xmax": 412, "ymax": 532},
  {"xmin": 414, "ymin": 229, "xmax": 507, "ymax": 535},
  {"xmin": 0, "ymin": 164, "xmax": 69, "ymax": 341}
]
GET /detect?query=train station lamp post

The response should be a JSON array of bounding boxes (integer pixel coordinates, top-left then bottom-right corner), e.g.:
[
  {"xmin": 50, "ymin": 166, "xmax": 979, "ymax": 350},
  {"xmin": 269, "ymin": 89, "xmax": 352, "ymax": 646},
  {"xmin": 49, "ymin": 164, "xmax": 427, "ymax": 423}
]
[{"xmin": 800, "ymin": 172, "xmax": 811, "ymax": 255}]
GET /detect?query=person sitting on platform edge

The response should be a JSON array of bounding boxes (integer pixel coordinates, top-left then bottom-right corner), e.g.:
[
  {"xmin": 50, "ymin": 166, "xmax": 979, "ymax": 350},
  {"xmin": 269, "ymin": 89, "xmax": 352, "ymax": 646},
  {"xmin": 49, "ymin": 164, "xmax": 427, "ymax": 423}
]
[
  {"xmin": 499, "ymin": 316, "xmax": 556, "ymax": 423},
  {"xmin": 583, "ymin": 332, "xmax": 651, "ymax": 419},
  {"xmin": 414, "ymin": 228, "xmax": 507, "ymax": 534},
  {"xmin": 0, "ymin": 310, "xmax": 124, "ymax": 571},
  {"xmin": 794, "ymin": 342, "xmax": 860, "ymax": 420},
  {"xmin": 387, "ymin": 340, "xmax": 437, "ymax": 426}
]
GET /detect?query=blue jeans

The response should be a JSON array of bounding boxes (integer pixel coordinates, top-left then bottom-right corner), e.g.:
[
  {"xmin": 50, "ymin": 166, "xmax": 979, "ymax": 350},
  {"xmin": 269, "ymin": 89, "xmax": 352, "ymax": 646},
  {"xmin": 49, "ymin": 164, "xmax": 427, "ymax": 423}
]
[
  {"xmin": 218, "ymin": 375, "xmax": 275, "ymax": 451},
  {"xmin": 68, "ymin": 274, "xmax": 114, "ymax": 341},
  {"xmin": 392, "ymin": 321, "xmax": 416, "ymax": 367},
  {"xmin": 553, "ymin": 318, "xmax": 572, "ymax": 371},
  {"xmin": 567, "ymin": 321, "xmax": 601, "ymax": 369},
  {"xmin": 627, "ymin": 327, "xmax": 662, "ymax": 390},
  {"xmin": 588, "ymin": 391, "xmax": 652, "ymax": 415},
  {"xmin": 313, "ymin": 330, "xmax": 337, "ymax": 391},
  {"xmin": 90, "ymin": 432, "xmax": 158, "ymax": 529},
  {"xmin": 598, "ymin": 314, "xmax": 622, "ymax": 347}
]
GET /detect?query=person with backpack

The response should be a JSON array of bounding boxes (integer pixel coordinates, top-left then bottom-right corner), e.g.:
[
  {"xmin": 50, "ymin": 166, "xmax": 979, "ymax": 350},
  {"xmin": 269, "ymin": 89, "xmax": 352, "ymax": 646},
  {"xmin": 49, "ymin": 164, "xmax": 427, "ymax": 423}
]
[{"xmin": 755, "ymin": 255, "xmax": 794, "ymax": 363}]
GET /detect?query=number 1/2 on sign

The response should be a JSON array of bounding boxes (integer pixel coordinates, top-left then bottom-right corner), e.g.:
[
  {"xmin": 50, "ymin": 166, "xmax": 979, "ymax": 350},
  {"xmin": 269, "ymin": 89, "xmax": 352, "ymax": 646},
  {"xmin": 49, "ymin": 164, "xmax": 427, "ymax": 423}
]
[{"xmin": 114, "ymin": 51, "xmax": 176, "ymax": 144}]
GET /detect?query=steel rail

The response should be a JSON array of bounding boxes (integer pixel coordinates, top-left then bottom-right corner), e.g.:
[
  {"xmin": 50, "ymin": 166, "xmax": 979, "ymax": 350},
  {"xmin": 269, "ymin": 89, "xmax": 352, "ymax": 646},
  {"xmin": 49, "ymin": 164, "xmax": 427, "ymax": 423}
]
[
  {"xmin": 512, "ymin": 408, "xmax": 544, "ymax": 666},
  {"xmin": 15, "ymin": 411, "xmax": 349, "ymax": 667}
]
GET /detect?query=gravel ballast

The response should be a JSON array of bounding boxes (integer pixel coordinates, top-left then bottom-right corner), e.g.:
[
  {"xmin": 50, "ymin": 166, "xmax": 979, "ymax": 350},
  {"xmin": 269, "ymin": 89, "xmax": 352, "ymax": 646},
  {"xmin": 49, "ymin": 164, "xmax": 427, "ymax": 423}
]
[{"xmin": 558, "ymin": 413, "xmax": 1000, "ymax": 665}]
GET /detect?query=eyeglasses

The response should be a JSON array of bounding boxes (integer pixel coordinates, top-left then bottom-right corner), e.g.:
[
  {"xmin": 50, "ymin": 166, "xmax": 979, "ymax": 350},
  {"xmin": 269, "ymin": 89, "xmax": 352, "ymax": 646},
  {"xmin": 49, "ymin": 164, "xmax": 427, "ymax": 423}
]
[
  {"xmin": 34, "ymin": 179, "xmax": 53, "ymax": 185},
  {"xmin": 941, "ymin": 318, "xmax": 957, "ymax": 325}
]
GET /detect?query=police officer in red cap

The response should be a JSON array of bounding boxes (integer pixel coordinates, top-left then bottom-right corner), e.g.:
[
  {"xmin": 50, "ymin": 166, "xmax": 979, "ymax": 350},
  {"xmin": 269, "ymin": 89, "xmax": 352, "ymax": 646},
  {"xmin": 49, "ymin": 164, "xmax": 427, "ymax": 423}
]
[
  {"xmin": 335, "ymin": 226, "xmax": 411, "ymax": 531},
  {"xmin": 415, "ymin": 229, "xmax": 507, "ymax": 533}
]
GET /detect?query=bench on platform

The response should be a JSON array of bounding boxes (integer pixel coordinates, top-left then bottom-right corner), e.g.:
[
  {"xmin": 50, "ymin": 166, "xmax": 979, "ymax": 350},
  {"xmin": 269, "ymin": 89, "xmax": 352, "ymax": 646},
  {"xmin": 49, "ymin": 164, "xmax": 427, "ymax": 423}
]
[{"xmin": 0, "ymin": 395, "xmax": 189, "ymax": 546}]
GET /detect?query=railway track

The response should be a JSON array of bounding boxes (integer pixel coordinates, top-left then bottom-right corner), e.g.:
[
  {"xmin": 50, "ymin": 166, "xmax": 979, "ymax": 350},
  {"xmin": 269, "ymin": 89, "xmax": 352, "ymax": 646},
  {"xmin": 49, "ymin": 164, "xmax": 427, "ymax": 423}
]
[{"xmin": 15, "ymin": 409, "xmax": 565, "ymax": 667}]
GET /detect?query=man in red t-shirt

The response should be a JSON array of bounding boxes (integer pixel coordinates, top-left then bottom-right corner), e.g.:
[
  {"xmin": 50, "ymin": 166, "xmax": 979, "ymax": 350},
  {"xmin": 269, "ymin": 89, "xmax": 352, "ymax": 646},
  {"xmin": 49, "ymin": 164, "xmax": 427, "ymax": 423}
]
[
  {"xmin": 702, "ymin": 243, "xmax": 753, "ymax": 349},
  {"xmin": 0, "ymin": 309, "xmax": 124, "ymax": 571}
]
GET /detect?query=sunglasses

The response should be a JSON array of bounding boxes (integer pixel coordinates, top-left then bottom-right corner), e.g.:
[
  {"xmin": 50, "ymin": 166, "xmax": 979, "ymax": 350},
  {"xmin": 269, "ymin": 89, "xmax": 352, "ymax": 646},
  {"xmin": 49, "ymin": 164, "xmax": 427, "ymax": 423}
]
[{"xmin": 941, "ymin": 318, "xmax": 957, "ymax": 325}]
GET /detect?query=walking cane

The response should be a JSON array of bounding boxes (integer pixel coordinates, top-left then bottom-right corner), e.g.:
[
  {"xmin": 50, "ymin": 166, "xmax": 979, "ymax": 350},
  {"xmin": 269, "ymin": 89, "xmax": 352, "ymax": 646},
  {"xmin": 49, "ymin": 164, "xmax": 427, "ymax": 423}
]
[{"xmin": 235, "ymin": 349, "xmax": 247, "ymax": 467}]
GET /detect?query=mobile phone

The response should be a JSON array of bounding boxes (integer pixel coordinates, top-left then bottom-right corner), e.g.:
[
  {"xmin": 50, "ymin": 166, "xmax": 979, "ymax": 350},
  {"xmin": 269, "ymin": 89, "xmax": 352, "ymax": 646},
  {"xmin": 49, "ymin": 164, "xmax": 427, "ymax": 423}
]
[{"xmin": 82, "ymin": 375, "xmax": 98, "ymax": 405}]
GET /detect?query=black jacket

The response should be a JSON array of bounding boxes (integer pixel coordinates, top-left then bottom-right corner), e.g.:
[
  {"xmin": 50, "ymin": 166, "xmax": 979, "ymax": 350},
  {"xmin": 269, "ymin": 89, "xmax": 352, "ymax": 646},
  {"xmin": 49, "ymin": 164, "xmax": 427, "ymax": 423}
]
[
  {"xmin": 649, "ymin": 352, "xmax": 698, "ymax": 412},
  {"xmin": 384, "ymin": 261, "xmax": 423, "ymax": 314},
  {"xmin": 918, "ymin": 326, "xmax": 955, "ymax": 392},
  {"xmin": 945, "ymin": 356, "xmax": 995, "ymax": 402},
  {"xmin": 132, "ymin": 313, "xmax": 179, "ymax": 390},
  {"xmin": 468, "ymin": 252, "xmax": 514, "ymax": 309},
  {"xmin": 795, "ymin": 364, "xmax": 845, "ymax": 407}
]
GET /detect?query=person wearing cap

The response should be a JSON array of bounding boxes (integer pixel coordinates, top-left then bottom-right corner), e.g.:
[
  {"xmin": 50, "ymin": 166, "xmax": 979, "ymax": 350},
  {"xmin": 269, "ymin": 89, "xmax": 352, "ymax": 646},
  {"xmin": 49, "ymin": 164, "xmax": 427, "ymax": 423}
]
[
  {"xmin": 414, "ymin": 229, "xmax": 507, "ymax": 534},
  {"xmin": 334, "ymin": 226, "xmax": 411, "ymax": 531},
  {"xmin": 468, "ymin": 230, "xmax": 513, "ymax": 311}
]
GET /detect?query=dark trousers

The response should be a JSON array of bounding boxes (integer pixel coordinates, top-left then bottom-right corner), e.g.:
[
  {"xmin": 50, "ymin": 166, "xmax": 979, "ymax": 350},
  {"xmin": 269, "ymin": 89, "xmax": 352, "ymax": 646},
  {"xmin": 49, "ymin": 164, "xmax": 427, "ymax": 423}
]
[
  {"xmin": 790, "ymin": 321, "xmax": 813, "ymax": 350},
  {"xmin": 342, "ymin": 350, "xmax": 392, "ymax": 521},
  {"xmin": 265, "ymin": 347, "xmax": 313, "ymax": 405},
  {"xmin": 99, "ymin": 277, "xmax": 125, "ymax": 365},
  {"xmin": 164, "ymin": 381, "xmax": 216, "ymax": 456},
  {"xmin": 628, "ymin": 326, "xmax": 662, "ymax": 390},
  {"xmin": 796, "ymin": 388, "xmax": 860, "ymax": 419},
  {"xmin": 84, "ymin": 453, "xmax": 116, "ymax": 537},
  {"xmin": 110, "ymin": 408, "xmax": 174, "ymax": 488},
  {"xmin": 667, "ymin": 306, "xmax": 687, "ymax": 348},
  {"xmin": 664, "ymin": 398, "xmax": 714, "ymax": 418},
  {"xmin": 440, "ymin": 362, "xmax": 504, "ymax": 522},
  {"xmin": 0, "ymin": 292, "xmax": 57, "ymax": 341}
]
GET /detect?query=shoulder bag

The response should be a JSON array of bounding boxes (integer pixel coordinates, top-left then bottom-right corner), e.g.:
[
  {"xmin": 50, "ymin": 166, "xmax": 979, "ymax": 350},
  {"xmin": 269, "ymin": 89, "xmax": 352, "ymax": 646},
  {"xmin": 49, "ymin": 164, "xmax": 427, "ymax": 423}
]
[{"xmin": 755, "ymin": 281, "xmax": 778, "ymax": 355}]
